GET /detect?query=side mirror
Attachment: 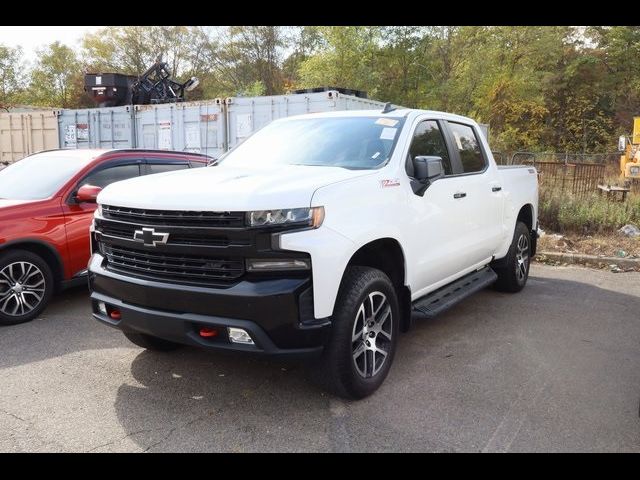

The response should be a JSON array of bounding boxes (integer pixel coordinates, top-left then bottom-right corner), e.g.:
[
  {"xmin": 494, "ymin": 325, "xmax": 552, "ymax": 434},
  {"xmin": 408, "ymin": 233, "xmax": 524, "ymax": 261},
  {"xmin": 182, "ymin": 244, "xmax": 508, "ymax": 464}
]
[
  {"xmin": 76, "ymin": 184, "xmax": 102, "ymax": 203},
  {"xmin": 411, "ymin": 156, "xmax": 444, "ymax": 196}
]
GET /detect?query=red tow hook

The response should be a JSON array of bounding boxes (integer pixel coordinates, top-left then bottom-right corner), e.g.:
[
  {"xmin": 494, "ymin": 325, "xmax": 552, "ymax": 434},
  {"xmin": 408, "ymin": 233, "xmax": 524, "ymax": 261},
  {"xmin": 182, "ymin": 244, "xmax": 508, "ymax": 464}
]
[
  {"xmin": 109, "ymin": 309, "xmax": 122, "ymax": 320},
  {"xmin": 199, "ymin": 327, "xmax": 218, "ymax": 338}
]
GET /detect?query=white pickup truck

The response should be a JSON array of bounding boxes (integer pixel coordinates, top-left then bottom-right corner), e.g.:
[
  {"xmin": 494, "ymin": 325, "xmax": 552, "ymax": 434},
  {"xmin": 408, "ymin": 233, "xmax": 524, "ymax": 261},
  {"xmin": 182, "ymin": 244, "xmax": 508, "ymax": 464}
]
[{"xmin": 88, "ymin": 108, "xmax": 538, "ymax": 398}]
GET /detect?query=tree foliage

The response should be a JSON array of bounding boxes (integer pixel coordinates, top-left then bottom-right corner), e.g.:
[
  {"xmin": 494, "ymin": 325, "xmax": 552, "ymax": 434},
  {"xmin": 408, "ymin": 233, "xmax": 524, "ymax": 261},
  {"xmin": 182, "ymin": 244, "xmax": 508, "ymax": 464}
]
[
  {"xmin": 3, "ymin": 26, "xmax": 640, "ymax": 153},
  {"xmin": 0, "ymin": 44, "xmax": 26, "ymax": 110}
]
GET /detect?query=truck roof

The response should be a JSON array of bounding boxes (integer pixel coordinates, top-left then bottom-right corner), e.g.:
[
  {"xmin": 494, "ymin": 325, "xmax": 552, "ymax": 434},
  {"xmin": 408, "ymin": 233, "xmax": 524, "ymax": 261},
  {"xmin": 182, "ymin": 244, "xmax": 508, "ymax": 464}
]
[{"xmin": 279, "ymin": 108, "xmax": 477, "ymax": 124}]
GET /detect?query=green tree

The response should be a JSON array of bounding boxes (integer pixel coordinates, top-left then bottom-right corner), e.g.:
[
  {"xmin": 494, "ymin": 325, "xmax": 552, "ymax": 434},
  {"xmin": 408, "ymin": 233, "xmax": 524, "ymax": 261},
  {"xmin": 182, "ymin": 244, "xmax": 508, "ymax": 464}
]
[
  {"xmin": 297, "ymin": 26, "xmax": 382, "ymax": 97},
  {"xmin": 0, "ymin": 44, "xmax": 26, "ymax": 110},
  {"xmin": 28, "ymin": 42, "xmax": 83, "ymax": 108}
]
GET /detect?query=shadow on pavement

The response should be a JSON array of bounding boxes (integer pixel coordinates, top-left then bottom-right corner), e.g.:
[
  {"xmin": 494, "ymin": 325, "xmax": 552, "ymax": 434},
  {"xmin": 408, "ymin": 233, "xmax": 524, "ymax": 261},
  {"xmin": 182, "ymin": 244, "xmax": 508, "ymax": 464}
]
[{"xmin": 109, "ymin": 271, "xmax": 640, "ymax": 452}]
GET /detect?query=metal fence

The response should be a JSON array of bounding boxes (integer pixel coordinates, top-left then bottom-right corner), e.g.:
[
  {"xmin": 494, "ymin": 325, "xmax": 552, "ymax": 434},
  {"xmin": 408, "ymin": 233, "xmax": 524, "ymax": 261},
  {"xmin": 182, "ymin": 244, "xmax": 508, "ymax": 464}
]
[{"xmin": 494, "ymin": 151, "xmax": 613, "ymax": 196}]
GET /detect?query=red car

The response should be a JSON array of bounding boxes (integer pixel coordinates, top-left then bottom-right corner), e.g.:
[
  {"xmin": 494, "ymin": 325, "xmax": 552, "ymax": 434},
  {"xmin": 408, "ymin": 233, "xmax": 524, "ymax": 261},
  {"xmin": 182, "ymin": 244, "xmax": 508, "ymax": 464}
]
[{"xmin": 0, "ymin": 149, "xmax": 212, "ymax": 325}]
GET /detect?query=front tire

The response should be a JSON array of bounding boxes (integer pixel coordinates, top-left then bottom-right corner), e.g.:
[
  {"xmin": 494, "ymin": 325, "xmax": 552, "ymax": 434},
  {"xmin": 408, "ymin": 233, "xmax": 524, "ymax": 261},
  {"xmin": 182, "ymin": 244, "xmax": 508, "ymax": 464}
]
[
  {"xmin": 494, "ymin": 221, "xmax": 531, "ymax": 293},
  {"xmin": 123, "ymin": 331, "xmax": 181, "ymax": 351},
  {"xmin": 316, "ymin": 266, "xmax": 399, "ymax": 399},
  {"xmin": 0, "ymin": 250, "xmax": 54, "ymax": 326}
]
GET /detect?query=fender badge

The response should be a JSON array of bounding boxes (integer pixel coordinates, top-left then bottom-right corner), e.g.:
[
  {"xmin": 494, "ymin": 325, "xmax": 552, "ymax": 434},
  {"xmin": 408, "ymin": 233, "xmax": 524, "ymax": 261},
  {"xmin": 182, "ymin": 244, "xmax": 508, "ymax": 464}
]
[{"xmin": 381, "ymin": 179, "xmax": 401, "ymax": 188}]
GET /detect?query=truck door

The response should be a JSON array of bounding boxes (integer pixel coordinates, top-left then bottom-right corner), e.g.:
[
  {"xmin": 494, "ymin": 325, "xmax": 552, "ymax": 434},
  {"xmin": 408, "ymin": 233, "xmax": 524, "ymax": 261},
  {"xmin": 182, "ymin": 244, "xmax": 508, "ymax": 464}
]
[
  {"xmin": 404, "ymin": 119, "xmax": 478, "ymax": 292},
  {"xmin": 443, "ymin": 121, "xmax": 503, "ymax": 264}
]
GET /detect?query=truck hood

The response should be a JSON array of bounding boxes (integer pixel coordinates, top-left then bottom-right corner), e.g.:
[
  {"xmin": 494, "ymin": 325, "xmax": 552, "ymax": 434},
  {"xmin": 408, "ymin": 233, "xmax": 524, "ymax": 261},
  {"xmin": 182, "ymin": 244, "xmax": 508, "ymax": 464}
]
[{"xmin": 98, "ymin": 164, "xmax": 375, "ymax": 211}]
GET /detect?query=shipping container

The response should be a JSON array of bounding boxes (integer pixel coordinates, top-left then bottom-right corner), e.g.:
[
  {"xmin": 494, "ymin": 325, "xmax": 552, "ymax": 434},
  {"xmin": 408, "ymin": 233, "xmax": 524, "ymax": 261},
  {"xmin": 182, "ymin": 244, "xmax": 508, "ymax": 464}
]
[
  {"xmin": 0, "ymin": 111, "xmax": 59, "ymax": 163},
  {"xmin": 134, "ymin": 100, "xmax": 226, "ymax": 158},
  {"xmin": 56, "ymin": 106, "xmax": 135, "ymax": 150},
  {"xmin": 224, "ymin": 90, "xmax": 388, "ymax": 150}
]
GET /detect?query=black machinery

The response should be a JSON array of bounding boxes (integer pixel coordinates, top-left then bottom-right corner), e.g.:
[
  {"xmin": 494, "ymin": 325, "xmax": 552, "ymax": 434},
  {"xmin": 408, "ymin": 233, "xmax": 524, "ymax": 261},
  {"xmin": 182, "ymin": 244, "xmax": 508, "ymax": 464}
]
[{"xmin": 84, "ymin": 55, "xmax": 199, "ymax": 107}]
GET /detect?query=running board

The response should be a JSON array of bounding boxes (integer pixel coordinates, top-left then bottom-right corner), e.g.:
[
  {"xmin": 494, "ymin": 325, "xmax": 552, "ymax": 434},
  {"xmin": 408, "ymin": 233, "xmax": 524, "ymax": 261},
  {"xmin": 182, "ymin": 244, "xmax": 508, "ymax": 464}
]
[{"xmin": 412, "ymin": 266, "xmax": 497, "ymax": 318}]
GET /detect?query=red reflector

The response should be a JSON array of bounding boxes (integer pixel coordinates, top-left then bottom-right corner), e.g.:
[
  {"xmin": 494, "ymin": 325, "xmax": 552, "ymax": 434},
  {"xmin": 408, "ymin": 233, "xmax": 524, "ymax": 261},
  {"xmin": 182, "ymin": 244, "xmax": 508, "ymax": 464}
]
[
  {"xmin": 109, "ymin": 309, "xmax": 121, "ymax": 320},
  {"xmin": 199, "ymin": 327, "xmax": 218, "ymax": 338}
]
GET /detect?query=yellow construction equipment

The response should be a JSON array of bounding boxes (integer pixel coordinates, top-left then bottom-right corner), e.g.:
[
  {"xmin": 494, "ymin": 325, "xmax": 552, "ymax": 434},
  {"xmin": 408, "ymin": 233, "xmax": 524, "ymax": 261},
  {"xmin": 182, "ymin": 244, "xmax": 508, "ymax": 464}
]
[{"xmin": 619, "ymin": 116, "xmax": 640, "ymax": 181}]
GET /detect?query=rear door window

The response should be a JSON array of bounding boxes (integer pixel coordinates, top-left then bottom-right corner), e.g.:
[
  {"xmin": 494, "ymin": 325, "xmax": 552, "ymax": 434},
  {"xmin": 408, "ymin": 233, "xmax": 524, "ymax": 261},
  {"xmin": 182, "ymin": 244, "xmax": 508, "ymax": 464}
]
[{"xmin": 447, "ymin": 122, "xmax": 486, "ymax": 173}]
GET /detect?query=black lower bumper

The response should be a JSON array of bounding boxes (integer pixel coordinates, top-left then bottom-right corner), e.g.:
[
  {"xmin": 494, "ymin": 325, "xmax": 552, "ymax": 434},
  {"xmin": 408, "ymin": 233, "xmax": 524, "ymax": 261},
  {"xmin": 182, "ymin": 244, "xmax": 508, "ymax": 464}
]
[{"xmin": 88, "ymin": 254, "xmax": 330, "ymax": 358}]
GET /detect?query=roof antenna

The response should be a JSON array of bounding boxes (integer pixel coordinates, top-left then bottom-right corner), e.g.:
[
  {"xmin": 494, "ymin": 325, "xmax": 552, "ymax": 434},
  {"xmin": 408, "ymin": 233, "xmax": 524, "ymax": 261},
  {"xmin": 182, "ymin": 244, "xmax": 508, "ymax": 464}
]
[{"xmin": 382, "ymin": 102, "xmax": 396, "ymax": 114}]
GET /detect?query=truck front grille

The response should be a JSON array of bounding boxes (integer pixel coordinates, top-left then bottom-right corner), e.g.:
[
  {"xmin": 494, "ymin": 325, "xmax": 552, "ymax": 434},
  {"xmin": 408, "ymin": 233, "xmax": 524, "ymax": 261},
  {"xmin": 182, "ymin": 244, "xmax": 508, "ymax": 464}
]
[
  {"xmin": 101, "ymin": 244, "xmax": 245, "ymax": 287},
  {"xmin": 102, "ymin": 204, "xmax": 245, "ymax": 228},
  {"xmin": 97, "ymin": 220, "xmax": 238, "ymax": 247}
]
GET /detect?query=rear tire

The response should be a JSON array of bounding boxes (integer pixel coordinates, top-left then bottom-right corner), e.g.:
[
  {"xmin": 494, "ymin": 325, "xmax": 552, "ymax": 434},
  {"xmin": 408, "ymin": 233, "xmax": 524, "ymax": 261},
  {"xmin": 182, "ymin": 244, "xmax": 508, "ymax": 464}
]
[
  {"xmin": 123, "ymin": 331, "xmax": 181, "ymax": 351},
  {"xmin": 0, "ymin": 249, "xmax": 54, "ymax": 326},
  {"xmin": 315, "ymin": 266, "xmax": 399, "ymax": 399},
  {"xmin": 494, "ymin": 221, "xmax": 531, "ymax": 293}
]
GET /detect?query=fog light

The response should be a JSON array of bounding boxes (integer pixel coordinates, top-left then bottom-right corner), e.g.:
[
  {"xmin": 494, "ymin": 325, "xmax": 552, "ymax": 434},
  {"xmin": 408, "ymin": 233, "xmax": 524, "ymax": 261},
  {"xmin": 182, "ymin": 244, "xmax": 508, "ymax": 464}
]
[
  {"xmin": 97, "ymin": 302, "xmax": 107, "ymax": 315},
  {"xmin": 228, "ymin": 327, "xmax": 254, "ymax": 345}
]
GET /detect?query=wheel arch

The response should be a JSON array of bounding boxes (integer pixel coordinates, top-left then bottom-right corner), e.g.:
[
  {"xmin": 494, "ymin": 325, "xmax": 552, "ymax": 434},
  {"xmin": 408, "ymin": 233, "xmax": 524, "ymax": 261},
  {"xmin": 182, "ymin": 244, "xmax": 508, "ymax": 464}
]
[
  {"xmin": 344, "ymin": 237, "xmax": 412, "ymax": 333},
  {"xmin": 0, "ymin": 239, "xmax": 64, "ymax": 290}
]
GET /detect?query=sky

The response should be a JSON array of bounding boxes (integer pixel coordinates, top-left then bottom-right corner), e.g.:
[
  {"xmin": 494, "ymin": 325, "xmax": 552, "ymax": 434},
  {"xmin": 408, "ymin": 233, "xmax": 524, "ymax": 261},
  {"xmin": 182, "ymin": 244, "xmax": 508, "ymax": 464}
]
[{"xmin": 0, "ymin": 26, "xmax": 105, "ymax": 62}]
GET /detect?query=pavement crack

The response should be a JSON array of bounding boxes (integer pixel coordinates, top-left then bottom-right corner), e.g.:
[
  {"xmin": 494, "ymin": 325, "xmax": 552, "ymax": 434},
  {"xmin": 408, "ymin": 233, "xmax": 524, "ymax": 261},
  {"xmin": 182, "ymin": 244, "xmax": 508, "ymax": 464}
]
[
  {"xmin": 0, "ymin": 408, "xmax": 26, "ymax": 422},
  {"xmin": 85, "ymin": 428, "xmax": 157, "ymax": 453},
  {"xmin": 143, "ymin": 415, "xmax": 208, "ymax": 452}
]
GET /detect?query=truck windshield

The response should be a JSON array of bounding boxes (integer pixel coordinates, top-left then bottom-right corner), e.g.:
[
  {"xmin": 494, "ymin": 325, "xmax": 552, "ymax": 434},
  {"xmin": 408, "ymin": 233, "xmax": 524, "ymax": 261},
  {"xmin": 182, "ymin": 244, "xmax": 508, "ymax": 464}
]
[
  {"xmin": 0, "ymin": 152, "xmax": 95, "ymax": 200},
  {"xmin": 219, "ymin": 116, "xmax": 406, "ymax": 170}
]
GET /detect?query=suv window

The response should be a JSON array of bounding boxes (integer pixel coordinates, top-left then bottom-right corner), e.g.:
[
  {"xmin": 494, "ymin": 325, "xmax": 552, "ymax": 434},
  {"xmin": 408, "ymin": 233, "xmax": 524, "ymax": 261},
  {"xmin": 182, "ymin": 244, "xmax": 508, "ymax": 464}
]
[
  {"xmin": 448, "ymin": 122, "xmax": 486, "ymax": 173},
  {"xmin": 147, "ymin": 163, "xmax": 189, "ymax": 174},
  {"xmin": 81, "ymin": 164, "xmax": 141, "ymax": 189},
  {"xmin": 407, "ymin": 120, "xmax": 452, "ymax": 175}
]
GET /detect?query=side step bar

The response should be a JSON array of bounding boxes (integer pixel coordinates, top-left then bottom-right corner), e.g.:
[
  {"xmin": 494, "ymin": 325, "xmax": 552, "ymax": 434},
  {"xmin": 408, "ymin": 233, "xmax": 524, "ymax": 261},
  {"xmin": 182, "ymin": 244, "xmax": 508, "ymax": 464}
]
[{"xmin": 412, "ymin": 266, "xmax": 497, "ymax": 318}]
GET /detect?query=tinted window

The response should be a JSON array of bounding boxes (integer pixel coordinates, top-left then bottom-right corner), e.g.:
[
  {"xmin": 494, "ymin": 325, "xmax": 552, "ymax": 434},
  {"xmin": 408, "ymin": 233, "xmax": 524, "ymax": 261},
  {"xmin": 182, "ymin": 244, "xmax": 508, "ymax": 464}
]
[
  {"xmin": 147, "ymin": 163, "xmax": 189, "ymax": 174},
  {"xmin": 448, "ymin": 122, "xmax": 485, "ymax": 173},
  {"xmin": 0, "ymin": 152, "xmax": 95, "ymax": 200},
  {"xmin": 81, "ymin": 164, "xmax": 140, "ymax": 189},
  {"xmin": 219, "ymin": 116, "xmax": 406, "ymax": 170},
  {"xmin": 407, "ymin": 120, "xmax": 452, "ymax": 175}
]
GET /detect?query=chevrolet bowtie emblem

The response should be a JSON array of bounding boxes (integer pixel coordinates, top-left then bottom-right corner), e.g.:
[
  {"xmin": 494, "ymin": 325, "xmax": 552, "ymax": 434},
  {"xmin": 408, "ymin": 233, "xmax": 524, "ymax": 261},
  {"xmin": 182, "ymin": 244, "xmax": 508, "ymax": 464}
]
[{"xmin": 133, "ymin": 227, "xmax": 169, "ymax": 247}]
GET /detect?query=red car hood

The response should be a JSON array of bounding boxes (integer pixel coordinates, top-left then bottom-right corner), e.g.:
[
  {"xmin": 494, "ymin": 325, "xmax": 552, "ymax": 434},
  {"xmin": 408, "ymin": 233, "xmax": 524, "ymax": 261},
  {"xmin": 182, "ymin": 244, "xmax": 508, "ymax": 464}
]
[{"xmin": 0, "ymin": 199, "xmax": 41, "ymax": 208}]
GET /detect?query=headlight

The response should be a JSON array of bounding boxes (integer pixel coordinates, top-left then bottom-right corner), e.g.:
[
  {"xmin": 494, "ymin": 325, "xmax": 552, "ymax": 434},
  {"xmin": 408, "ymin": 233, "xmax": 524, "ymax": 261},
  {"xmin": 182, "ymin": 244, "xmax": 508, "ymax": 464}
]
[{"xmin": 247, "ymin": 206, "xmax": 324, "ymax": 228}]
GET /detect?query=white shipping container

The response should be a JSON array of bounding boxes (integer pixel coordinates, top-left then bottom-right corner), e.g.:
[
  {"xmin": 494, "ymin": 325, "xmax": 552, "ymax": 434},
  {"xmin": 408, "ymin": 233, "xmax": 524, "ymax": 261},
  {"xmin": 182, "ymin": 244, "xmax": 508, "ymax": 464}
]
[
  {"xmin": 224, "ymin": 91, "xmax": 388, "ymax": 150},
  {"xmin": 56, "ymin": 106, "xmax": 135, "ymax": 150},
  {"xmin": 134, "ymin": 100, "xmax": 226, "ymax": 158},
  {"xmin": 0, "ymin": 111, "xmax": 59, "ymax": 163}
]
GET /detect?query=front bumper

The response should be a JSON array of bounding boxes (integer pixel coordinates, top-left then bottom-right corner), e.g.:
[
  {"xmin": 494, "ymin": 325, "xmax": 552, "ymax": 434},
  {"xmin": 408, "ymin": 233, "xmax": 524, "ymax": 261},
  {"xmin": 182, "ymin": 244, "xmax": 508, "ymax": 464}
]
[{"xmin": 88, "ymin": 254, "xmax": 330, "ymax": 357}]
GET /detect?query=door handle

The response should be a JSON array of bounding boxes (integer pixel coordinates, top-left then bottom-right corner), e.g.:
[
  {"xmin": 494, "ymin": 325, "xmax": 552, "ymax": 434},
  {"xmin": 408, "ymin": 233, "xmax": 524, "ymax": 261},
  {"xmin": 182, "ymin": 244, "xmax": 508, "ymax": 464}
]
[
  {"xmin": 492, "ymin": 186, "xmax": 502, "ymax": 192},
  {"xmin": 453, "ymin": 192, "xmax": 467, "ymax": 199}
]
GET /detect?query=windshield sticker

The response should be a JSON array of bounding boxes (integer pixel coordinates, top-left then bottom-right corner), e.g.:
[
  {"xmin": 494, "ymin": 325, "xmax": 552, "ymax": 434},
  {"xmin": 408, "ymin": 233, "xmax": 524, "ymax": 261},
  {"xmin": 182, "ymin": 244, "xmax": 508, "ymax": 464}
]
[
  {"xmin": 371, "ymin": 152, "xmax": 381, "ymax": 159},
  {"xmin": 375, "ymin": 118, "xmax": 399, "ymax": 127},
  {"xmin": 381, "ymin": 179, "xmax": 401, "ymax": 188},
  {"xmin": 380, "ymin": 127, "xmax": 397, "ymax": 140}
]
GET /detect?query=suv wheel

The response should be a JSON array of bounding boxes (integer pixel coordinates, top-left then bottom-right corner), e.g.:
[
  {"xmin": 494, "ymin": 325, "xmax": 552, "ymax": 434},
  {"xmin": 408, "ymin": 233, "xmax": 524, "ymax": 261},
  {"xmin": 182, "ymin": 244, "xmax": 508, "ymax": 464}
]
[
  {"xmin": 316, "ymin": 266, "xmax": 399, "ymax": 399},
  {"xmin": 0, "ymin": 250, "xmax": 54, "ymax": 326}
]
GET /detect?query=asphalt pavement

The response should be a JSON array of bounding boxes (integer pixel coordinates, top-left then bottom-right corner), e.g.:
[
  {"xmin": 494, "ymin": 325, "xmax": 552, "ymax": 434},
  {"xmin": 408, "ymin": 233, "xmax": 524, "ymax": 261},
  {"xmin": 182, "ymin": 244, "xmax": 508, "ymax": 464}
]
[{"xmin": 0, "ymin": 263, "xmax": 638, "ymax": 452}]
